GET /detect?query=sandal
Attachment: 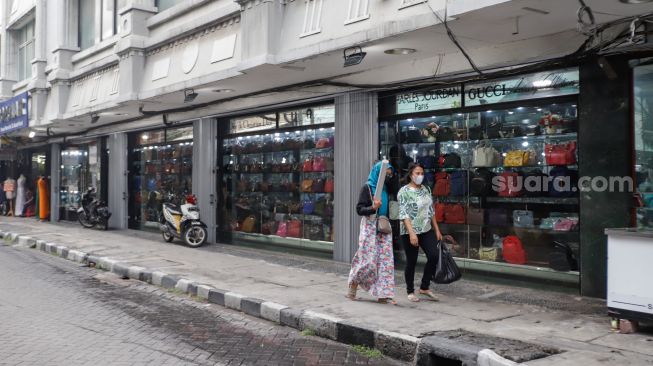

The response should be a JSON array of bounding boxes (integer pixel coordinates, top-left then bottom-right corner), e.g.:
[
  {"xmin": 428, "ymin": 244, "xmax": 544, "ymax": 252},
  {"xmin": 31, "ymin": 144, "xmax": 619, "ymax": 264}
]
[
  {"xmin": 407, "ymin": 293, "xmax": 420, "ymax": 302},
  {"xmin": 378, "ymin": 298, "xmax": 397, "ymax": 305},
  {"xmin": 418, "ymin": 289, "xmax": 439, "ymax": 301},
  {"xmin": 346, "ymin": 284, "xmax": 357, "ymax": 300}
]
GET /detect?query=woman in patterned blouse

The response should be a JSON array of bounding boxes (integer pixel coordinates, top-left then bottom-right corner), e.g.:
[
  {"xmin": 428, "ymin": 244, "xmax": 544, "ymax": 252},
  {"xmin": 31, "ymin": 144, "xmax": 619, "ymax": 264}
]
[{"xmin": 398, "ymin": 162, "xmax": 443, "ymax": 302}]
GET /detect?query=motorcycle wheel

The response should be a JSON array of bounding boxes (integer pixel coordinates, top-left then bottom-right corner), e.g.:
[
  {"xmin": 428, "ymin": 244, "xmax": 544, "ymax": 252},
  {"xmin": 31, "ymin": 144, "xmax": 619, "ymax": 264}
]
[
  {"xmin": 78, "ymin": 211, "xmax": 97, "ymax": 228},
  {"xmin": 162, "ymin": 231, "xmax": 175, "ymax": 243},
  {"xmin": 183, "ymin": 226, "xmax": 207, "ymax": 248}
]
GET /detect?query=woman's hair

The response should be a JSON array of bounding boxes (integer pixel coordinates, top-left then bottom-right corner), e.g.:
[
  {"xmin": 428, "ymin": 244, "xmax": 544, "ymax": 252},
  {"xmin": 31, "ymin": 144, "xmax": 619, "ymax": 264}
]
[{"xmin": 403, "ymin": 162, "xmax": 425, "ymax": 185}]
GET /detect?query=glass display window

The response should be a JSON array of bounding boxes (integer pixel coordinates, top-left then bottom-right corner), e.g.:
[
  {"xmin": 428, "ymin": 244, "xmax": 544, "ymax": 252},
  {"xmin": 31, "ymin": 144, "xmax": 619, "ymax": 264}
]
[
  {"xmin": 381, "ymin": 99, "xmax": 579, "ymax": 279},
  {"xmin": 128, "ymin": 126, "xmax": 193, "ymax": 231},
  {"xmin": 218, "ymin": 114, "xmax": 335, "ymax": 251},
  {"xmin": 634, "ymin": 64, "xmax": 653, "ymax": 229}
]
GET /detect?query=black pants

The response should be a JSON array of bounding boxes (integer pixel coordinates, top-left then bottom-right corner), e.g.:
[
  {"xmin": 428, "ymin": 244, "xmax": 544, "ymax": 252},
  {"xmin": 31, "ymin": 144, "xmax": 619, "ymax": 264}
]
[{"xmin": 402, "ymin": 230, "xmax": 439, "ymax": 294}]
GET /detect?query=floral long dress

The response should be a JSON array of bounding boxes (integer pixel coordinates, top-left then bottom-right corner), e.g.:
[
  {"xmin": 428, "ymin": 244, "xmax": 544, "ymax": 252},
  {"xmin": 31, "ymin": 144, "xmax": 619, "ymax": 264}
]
[{"xmin": 348, "ymin": 216, "xmax": 396, "ymax": 298}]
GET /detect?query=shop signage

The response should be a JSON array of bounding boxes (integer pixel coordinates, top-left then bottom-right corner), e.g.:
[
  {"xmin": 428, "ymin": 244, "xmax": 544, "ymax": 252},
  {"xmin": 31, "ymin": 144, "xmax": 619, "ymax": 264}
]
[
  {"xmin": 396, "ymin": 87, "xmax": 462, "ymax": 114},
  {"xmin": 465, "ymin": 68, "xmax": 579, "ymax": 106},
  {"xmin": 0, "ymin": 92, "xmax": 28, "ymax": 135},
  {"xmin": 229, "ymin": 114, "xmax": 277, "ymax": 134}
]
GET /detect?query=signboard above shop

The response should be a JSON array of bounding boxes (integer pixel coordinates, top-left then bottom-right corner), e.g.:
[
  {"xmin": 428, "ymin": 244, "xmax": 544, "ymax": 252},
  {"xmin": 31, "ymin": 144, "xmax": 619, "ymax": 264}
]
[
  {"xmin": 394, "ymin": 68, "xmax": 579, "ymax": 114},
  {"xmin": 0, "ymin": 92, "xmax": 29, "ymax": 135}
]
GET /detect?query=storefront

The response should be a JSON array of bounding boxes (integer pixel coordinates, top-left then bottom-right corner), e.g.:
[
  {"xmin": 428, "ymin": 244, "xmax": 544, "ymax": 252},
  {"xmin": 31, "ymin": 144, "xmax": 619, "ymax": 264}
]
[
  {"xmin": 127, "ymin": 125, "xmax": 194, "ymax": 231},
  {"xmin": 59, "ymin": 139, "xmax": 107, "ymax": 222},
  {"xmin": 634, "ymin": 62, "xmax": 653, "ymax": 229},
  {"xmin": 379, "ymin": 67, "xmax": 581, "ymax": 286},
  {"xmin": 216, "ymin": 103, "xmax": 336, "ymax": 252}
]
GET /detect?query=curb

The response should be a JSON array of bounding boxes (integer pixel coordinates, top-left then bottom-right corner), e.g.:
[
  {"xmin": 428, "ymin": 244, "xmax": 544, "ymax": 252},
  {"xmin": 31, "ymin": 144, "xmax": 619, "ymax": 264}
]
[{"xmin": 0, "ymin": 229, "xmax": 524, "ymax": 365}]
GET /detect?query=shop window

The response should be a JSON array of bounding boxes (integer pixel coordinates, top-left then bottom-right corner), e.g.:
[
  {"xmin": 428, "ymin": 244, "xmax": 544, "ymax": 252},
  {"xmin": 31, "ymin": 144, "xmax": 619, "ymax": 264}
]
[
  {"xmin": 219, "ymin": 107, "xmax": 336, "ymax": 250},
  {"xmin": 156, "ymin": 0, "xmax": 182, "ymax": 12},
  {"xmin": 128, "ymin": 126, "xmax": 193, "ymax": 231},
  {"xmin": 300, "ymin": 0, "xmax": 323, "ymax": 37},
  {"xmin": 79, "ymin": 0, "xmax": 117, "ymax": 50},
  {"xmin": 634, "ymin": 64, "xmax": 653, "ymax": 229},
  {"xmin": 382, "ymin": 101, "xmax": 580, "ymax": 276},
  {"xmin": 17, "ymin": 21, "xmax": 34, "ymax": 81}
]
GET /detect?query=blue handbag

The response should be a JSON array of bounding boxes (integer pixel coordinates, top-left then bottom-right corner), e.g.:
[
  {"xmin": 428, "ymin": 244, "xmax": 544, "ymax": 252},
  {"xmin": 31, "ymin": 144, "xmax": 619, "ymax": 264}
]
[
  {"xmin": 450, "ymin": 170, "xmax": 469, "ymax": 196},
  {"xmin": 303, "ymin": 201, "xmax": 315, "ymax": 215}
]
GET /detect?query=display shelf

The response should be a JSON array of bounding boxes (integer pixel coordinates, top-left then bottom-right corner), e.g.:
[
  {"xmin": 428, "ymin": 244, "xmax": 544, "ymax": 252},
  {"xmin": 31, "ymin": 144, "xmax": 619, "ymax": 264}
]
[
  {"xmin": 484, "ymin": 196, "xmax": 579, "ymax": 205},
  {"xmin": 463, "ymin": 132, "xmax": 578, "ymax": 145},
  {"xmin": 227, "ymin": 170, "xmax": 334, "ymax": 175},
  {"xmin": 484, "ymin": 225, "xmax": 579, "ymax": 234}
]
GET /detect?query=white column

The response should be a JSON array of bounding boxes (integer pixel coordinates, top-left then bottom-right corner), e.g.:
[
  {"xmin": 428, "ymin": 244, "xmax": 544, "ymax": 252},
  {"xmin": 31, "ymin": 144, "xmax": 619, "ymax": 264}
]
[
  {"xmin": 107, "ymin": 133, "xmax": 128, "ymax": 229},
  {"xmin": 192, "ymin": 118, "xmax": 217, "ymax": 244}
]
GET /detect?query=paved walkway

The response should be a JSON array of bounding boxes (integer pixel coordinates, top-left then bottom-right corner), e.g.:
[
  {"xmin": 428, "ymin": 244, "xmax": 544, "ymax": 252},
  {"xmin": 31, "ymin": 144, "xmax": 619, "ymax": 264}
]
[{"xmin": 1, "ymin": 217, "xmax": 652, "ymax": 365}]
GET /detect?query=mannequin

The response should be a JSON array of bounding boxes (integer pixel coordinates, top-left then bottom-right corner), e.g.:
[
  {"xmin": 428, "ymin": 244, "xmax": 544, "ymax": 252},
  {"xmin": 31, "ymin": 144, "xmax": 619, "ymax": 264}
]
[
  {"xmin": 15, "ymin": 174, "xmax": 26, "ymax": 217},
  {"xmin": 3, "ymin": 177, "xmax": 16, "ymax": 216},
  {"xmin": 37, "ymin": 176, "xmax": 50, "ymax": 221}
]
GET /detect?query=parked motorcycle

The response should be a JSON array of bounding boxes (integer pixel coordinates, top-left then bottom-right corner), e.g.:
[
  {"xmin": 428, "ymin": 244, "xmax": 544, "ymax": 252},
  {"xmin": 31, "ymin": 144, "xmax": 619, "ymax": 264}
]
[
  {"xmin": 77, "ymin": 187, "xmax": 111, "ymax": 230},
  {"xmin": 159, "ymin": 194, "xmax": 207, "ymax": 247}
]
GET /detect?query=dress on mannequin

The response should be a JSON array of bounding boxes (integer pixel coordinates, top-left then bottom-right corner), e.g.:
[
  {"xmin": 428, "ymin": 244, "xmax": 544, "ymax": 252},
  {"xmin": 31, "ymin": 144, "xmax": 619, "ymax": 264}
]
[
  {"xmin": 15, "ymin": 174, "xmax": 26, "ymax": 217},
  {"xmin": 38, "ymin": 177, "xmax": 50, "ymax": 220}
]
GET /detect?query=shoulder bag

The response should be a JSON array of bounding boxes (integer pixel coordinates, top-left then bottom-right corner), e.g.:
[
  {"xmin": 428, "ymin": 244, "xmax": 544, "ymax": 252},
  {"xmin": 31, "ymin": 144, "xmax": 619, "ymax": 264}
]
[{"xmin": 367, "ymin": 185, "xmax": 392, "ymax": 234}]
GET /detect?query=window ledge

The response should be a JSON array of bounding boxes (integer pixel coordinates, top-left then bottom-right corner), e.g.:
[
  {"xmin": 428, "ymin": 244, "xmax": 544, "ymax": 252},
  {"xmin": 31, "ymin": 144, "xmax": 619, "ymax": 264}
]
[
  {"xmin": 300, "ymin": 29, "xmax": 322, "ymax": 38},
  {"xmin": 72, "ymin": 36, "xmax": 119, "ymax": 64},
  {"xmin": 12, "ymin": 79, "xmax": 30, "ymax": 92},
  {"xmin": 398, "ymin": 0, "xmax": 427, "ymax": 11},
  {"xmin": 344, "ymin": 15, "xmax": 370, "ymax": 25},
  {"xmin": 147, "ymin": 0, "xmax": 214, "ymax": 29}
]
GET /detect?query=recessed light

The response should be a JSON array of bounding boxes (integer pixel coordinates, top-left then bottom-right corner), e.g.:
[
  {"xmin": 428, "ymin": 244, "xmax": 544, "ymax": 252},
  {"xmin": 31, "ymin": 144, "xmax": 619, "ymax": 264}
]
[
  {"xmin": 384, "ymin": 48, "xmax": 417, "ymax": 55},
  {"xmin": 212, "ymin": 89, "xmax": 235, "ymax": 93},
  {"xmin": 620, "ymin": 0, "xmax": 653, "ymax": 3}
]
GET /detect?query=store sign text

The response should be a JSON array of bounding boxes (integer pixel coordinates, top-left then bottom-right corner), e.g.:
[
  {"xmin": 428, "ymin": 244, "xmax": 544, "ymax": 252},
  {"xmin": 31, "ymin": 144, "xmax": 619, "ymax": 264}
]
[
  {"xmin": 0, "ymin": 92, "xmax": 29, "ymax": 134},
  {"xmin": 396, "ymin": 87, "xmax": 462, "ymax": 114}
]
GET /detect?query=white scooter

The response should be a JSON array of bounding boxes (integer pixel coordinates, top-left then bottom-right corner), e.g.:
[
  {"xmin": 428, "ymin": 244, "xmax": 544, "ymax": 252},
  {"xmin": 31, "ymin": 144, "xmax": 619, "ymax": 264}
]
[{"xmin": 159, "ymin": 194, "xmax": 207, "ymax": 247}]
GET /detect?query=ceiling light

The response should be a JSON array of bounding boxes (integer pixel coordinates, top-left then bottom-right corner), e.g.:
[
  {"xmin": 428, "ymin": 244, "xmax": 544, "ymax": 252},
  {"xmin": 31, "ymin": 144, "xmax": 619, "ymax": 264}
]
[
  {"xmin": 532, "ymin": 80, "xmax": 553, "ymax": 88},
  {"xmin": 90, "ymin": 114, "xmax": 100, "ymax": 124},
  {"xmin": 384, "ymin": 48, "xmax": 417, "ymax": 55},
  {"xmin": 184, "ymin": 88, "xmax": 198, "ymax": 103},
  {"xmin": 212, "ymin": 88, "xmax": 235, "ymax": 93},
  {"xmin": 28, "ymin": 131, "xmax": 36, "ymax": 138},
  {"xmin": 343, "ymin": 46, "xmax": 366, "ymax": 67}
]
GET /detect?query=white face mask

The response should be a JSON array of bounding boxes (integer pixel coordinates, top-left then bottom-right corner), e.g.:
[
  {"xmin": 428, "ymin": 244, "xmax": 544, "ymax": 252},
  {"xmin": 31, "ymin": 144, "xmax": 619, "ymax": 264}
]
[{"xmin": 413, "ymin": 175, "xmax": 424, "ymax": 185}]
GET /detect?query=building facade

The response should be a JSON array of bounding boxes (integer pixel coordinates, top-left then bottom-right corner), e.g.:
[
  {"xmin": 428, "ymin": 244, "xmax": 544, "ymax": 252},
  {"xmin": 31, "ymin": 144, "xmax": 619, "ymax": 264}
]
[{"xmin": 0, "ymin": 0, "xmax": 652, "ymax": 298}]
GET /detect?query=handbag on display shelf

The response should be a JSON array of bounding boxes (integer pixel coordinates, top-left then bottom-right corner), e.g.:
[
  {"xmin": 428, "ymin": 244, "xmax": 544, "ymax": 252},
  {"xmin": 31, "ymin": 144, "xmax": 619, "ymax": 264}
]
[
  {"xmin": 449, "ymin": 170, "xmax": 468, "ymax": 197},
  {"xmin": 324, "ymin": 178, "xmax": 334, "ymax": 193},
  {"xmin": 287, "ymin": 220, "xmax": 303, "ymax": 238},
  {"xmin": 545, "ymin": 141, "xmax": 577, "ymax": 166},
  {"xmin": 466, "ymin": 208, "xmax": 484, "ymax": 226},
  {"xmin": 470, "ymin": 168, "xmax": 496, "ymax": 197},
  {"xmin": 303, "ymin": 200, "xmax": 315, "ymax": 215},
  {"xmin": 303, "ymin": 139, "xmax": 316, "ymax": 149},
  {"xmin": 316, "ymin": 138, "xmax": 331, "ymax": 149},
  {"xmin": 548, "ymin": 167, "xmax": 578, "ymax": 197},
  {"xmin": 417, "ymin": 155, "xmax": 437, "ymax": 170},
  {"xmin": 441, "ymin": 153, "xmax": 462, "ymax": 169},
  {"xmin": 434, "ymin": 172, "xmax": 450, "ymax": 197},
  {"xmin": 312, "ymin": 179, "xmax": 325, "ymax": 193},
  {"xmin": 549, "ymin": 241, "xmax": 579, "ymax": 271},
  {"xmin": 325, "ymin": 158, "xmax": 335, "ymax": 171},
  {"xmin": 303, "ymin": 158, "xmax": 314, "ymax": 172},
  {"xmin": 261, "ymin": 221, "xmax": 277, "ymax": 235},
  {"xmin": 512, "ymin": 210, "xmax": 535, "ymax": 228},
  {"xmin": 436, "ymin": 127, "xmax": 455, "ymax": 141},
  {"xmin": 229, "ymin": 220, "xmax": 241, "ymax": 232},
  {"xmin": 242, "ymin": 215, "xmax": 257, "ymax": 233},
  {"xmin": 289, "ymin": 202, "xmax": 302, "ymax": 214},
  {"xmin": 313, "ymin": 157, "xmax": 326, "ymax": 172},
  {"xmin": 301, "ymin": 179, "xmax": 314, "ymax": 192},
  {"xmin": 502, "ymin": 236, "xmax": 527, "ymax": 264},
  {"xmin": 504, "ymin": 150, "xmax": 531, "ymax": 167},
  {"xmin": 444, "ymin": 204, "xmax": 466, "ymax": 224},
  {"xmin": 472, "ymin": 141, "xmax": 500, "ymax": 167},
  {"xmin": 314, "ymin": 199, "xmax": 326, "ymax": 216},
  {"xmin": 487, "ymin": 208, "xmax": 510, "ymax": 226},
  {"xmin": 553, "ymin": 218, "xmax": 579, "ymax": 231},
  {"xmin": 276, "ymin": 221, "xmax": 288, "ymax": 237},
  {"xmin": 498, "ymin": 172, "xmax": 523, "ymax": 197},
  {"xmin": 435, "ymin": 203, "xmax": 446, "ymax": 223},
  {"xmin": 479, "ymin": 247, "xmax": 500, "ymax": 261}
]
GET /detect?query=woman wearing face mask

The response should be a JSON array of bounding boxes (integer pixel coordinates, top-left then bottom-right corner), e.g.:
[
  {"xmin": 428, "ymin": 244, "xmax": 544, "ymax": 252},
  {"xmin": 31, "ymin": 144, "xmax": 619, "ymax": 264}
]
[
  {"xmin": 347, "ymin": 161, "xmax": 397, "ymax": 304},
  {"xmin": 398, "ymin": 162, "xmax": 443, "ymax": 302}
]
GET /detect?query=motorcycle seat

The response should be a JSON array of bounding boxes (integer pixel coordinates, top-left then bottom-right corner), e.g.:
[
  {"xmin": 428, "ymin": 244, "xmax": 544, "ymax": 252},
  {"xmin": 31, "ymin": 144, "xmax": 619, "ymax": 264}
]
[{"xmin": 163, "ymin": 202, "xmax": 182, "ymax": 215}]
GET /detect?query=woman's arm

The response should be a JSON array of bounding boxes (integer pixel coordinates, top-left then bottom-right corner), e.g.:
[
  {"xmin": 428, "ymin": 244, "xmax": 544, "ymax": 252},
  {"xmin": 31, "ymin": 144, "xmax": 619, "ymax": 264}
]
[
  {"xmin": 399, "ymin": 189, "xmax": 419, "ymax": 247},
  {"xmin": 356, "ymin": 185, "xmax": 378, "ymax": 216},
  {"xmin": 431, "ymin": 215, "xmax": 443, "ymax": 241}
]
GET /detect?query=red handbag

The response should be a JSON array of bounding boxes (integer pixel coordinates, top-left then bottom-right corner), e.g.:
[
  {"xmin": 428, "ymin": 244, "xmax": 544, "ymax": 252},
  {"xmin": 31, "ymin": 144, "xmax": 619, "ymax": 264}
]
[
  {"xmin": 435, "ymin": 203, "xmax": 445, "ymax": 223},
  {"xmin": 276, "ymin": 221, "xmax": 288, "ymax": 237},
  {"xmin": 287, "ymin": 220, "xmax": 302, "ymax": 238},
  {"xmin": 316, "ymin": 138, "xmax": 330, "ymax": 149},
  {"xmin": 444, "ymin": 204, "xmax": 466, "ymax": 224},
  {"xmin": 303, "ymin": 158, "xmax": 313, "ymax": 172},
  {"xmin": 313, "ymin": 157, "xmax": 326, "ymax": 172},
  {"xmin": 545, "ymin": 142, "xmax": 577, "ymax": 166},
  {"xmin": 498, "ymin": 172, "xmax": 522, "ymax": 197},
  {"xmin": 502, "ymin": 236, "xmax": 527, "ymax": 264},
  {"xmin": 324, "ymin": 178, "xmax": 334, "ymax": 193},
  {"xmin": 434, "ymin": 172, "xmax": 450, "ymax": 197}
]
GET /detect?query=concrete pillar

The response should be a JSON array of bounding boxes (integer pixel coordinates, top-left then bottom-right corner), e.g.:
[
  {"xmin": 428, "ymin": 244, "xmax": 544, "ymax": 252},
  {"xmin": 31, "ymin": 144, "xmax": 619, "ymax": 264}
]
[
  {"xmin": 107, "ymin": 133, "xmax": 128, "ymax": 229},
  {"xmin": 192, "ymin": 118, "xmax": 217, "ymax": 244},
  {"xmin": 333, "ymin": 92, "xmax": 378, "ymax": 262},
  {"xmin": 50, "ymin": 143, "xmax": 61, "ymax": 222}
]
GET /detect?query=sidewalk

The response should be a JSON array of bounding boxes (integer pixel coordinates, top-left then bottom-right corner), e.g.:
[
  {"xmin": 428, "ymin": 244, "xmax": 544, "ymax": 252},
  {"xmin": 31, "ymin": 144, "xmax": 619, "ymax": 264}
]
[{"xmin": 1, "ymin": 217, "xmax": 652, "ymax": 365}]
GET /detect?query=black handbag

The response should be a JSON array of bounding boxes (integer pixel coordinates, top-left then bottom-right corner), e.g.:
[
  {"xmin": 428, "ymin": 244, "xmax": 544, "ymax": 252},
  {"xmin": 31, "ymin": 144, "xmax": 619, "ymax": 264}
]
[
  {"xmin": 442, "ymin": 153, "xmax": 462, "ymax": 169},
  {"xmin": 470, "ymin": 168, "xmax": 496, "ymax": 196},
  {"xmin": 549, "ymin": 241, "xmax": 579, "ymax": 272},
  {"xmin": 436, "ymin": 127, "xmax": 454, "ymax": 142},
  {"xmin": 432, "ymin": 240, "xmax": 462, "ymax": 284},
  {"xmin": 401, "ymin": 129, "xmax": 422, "ymax": 143}
]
